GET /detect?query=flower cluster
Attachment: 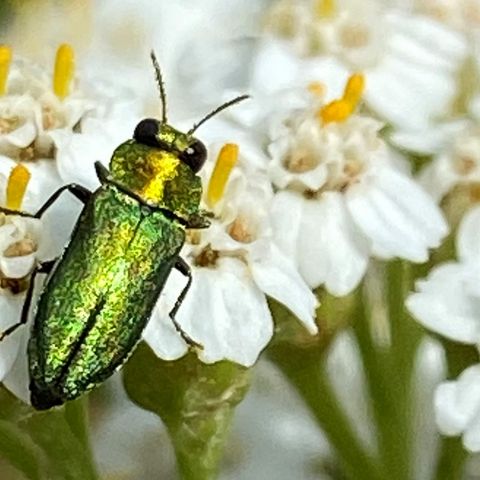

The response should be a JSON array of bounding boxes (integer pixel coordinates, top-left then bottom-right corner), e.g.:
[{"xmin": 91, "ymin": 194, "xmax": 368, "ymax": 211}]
[
  {"xmin": 2, "ymin": 1, "xmax": 480, "ymax": 467},
  {"xmin": 146, "ymin": 139, "xmax": 318, "ymax": 366}
]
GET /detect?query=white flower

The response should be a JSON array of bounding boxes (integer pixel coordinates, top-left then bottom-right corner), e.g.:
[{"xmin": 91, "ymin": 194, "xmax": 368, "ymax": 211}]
[
  {"xmin": 145, "ymin": 141, "xmax": 318, "ymax": 367},
  {"xmin": 412, "ymin": 0, "xmax": 480, "ymax": 33},
  {"xmin": 267, "ymin": 76, "xmax": 448, "ymax": 295},
  {"xmin": 261, "ymin": 2, "xmax": 467, "ymax": 132},
  {"xmin": 406, "ymin": 206, "xmax": 480, "ymax": 451},
  {"xmin": 407, "ymin": 205, "xmax": 480, "ymax": 344},
  {"xmin": 0, "ymin": 45, "xmax": 139, "ymax": 165},
  {"xmin": 0, "ymin": 162, "xmax": 58, "ymax": 398},
  {"xmin": 0, "ymin": 95, "xmax": 38, "ymax": 155},
  {"xmin": 0, "ymin": 213, "xmax": 48, "ymax": 385},
  {"xmin": 418, "ymin": 122, "xmax": 480, "ymax": 202},
  {"xmin": 434, "ymin": 363, "xmax": 480, "ymax": 452},
  {"xmin": 265, "ymin": 0, "xmax": 387, "ymax": 69}
]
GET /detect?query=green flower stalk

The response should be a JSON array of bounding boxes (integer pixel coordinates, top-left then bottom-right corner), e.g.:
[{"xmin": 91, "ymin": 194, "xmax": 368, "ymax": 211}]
[{"xmin": 123, "ymin": 343, "xmax": 251, "ymax": 480}]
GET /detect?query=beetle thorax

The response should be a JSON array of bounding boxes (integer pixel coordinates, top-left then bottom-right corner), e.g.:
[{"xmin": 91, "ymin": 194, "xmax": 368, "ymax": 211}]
[{"xmin": 109, "ymin": 140, "xmax": 202, "ymax": 220}]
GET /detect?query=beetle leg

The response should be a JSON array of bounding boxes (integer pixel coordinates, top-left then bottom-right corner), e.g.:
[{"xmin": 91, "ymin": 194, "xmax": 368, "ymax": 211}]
[
  {"xmin": 170, "ymin": 257, "xmax": 203, "ymax": 350},
  {"xmin": 0, "ymin": 206, "xmax": 35, "ymax": 218},
  {"xmin": 34, "ymin": 184, "xmax": 92, "ymax": 218},
  {"xmin": 0, "ymin": 184, "xmax": 91, "ymax": 219},
  {"xmin": 0, "ymin": 259, "xmax": 56, "ymax": 341},
  {"xmin": 186, "ymin": 212, "xmax": 211, "ymax": 230}
]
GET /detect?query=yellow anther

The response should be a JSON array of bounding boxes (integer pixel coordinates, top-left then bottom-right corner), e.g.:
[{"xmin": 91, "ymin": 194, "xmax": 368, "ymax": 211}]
[
  {"xmin": 318, "ymin": 99, "xmax": 354, "ymax": 124},
  {"xmin": 343, "ymin": 73, "xmax": 365, "ymax": 107},
  {"xmin": 6, "ymin": 164, "xmax": 31, "ymax": 211},
  {"xmin": 207, "ymin": 143, "xmax": 239, "ymax": 207},
  {"xmin": 53, "ymin": 44, "xmax": 75, "ymax": 100},
  {"xmin": 318, "ymin": 73, "xmax": 365, "ymax": 124},
  {"xmin": 308, "ymin": 81, "xmax": 326, "ymax": 98},
  {"xmin": 0, "ymin": 46, "xmax": 12, "ymax": 96},
  {"xmin": 314, "ymin": 0, "xmax": 336, "ymax": 18}
]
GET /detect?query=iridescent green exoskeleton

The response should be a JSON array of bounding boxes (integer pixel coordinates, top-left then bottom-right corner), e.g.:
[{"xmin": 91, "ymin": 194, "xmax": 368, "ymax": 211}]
[{"xmin": 0, "ymin": 52, "xmax": 248, "ymax": 410}]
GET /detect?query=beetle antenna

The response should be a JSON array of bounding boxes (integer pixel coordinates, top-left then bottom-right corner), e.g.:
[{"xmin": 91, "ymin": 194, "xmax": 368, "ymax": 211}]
[
  {"xmin": 188, "ymin": 94, "xmax": 250, "ymax": 135},
  {"xmin": 150, "ymin": 50, "xmax": 168, "ymax": 123}
]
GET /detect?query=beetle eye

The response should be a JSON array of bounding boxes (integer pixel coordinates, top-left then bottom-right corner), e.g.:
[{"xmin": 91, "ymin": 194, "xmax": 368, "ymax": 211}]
[
  {"xmin": 179, "ymin": 140, "xmax": 207, "ymax": 173},
  {"xmin": 134, "ymin": 119, "xmax": 160, "ymax": 147}
]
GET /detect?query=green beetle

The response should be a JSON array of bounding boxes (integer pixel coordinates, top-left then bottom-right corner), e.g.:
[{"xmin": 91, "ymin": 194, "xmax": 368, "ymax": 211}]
[{"xmin": 0, "ymin": 52, "xmax": 248, "ymax": 410}]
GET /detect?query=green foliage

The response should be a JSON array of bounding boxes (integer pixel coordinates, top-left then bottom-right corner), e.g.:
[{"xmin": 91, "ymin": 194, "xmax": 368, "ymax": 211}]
[
  {"xmin": 123, "ymin": 343, "xmax": 251, "ymax": 480},
  {"xmin": 0, "ymin": 387, "xmax": 98, "ymax": 480}
]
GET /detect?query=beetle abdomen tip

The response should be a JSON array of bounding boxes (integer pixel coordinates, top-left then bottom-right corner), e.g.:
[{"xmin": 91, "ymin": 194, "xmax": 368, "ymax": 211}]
[{"xmin": 30, "ymin": 381, "xmax": 64, "ymax": 411}]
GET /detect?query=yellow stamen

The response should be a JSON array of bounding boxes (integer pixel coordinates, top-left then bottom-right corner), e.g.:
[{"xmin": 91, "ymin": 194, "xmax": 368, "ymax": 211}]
[
  {"xmin": 308, "ymin": 81, "xmax": 326, "ymax": 98},
  {"xmin": 343, "ymin": 73, "xmax": 365, "ymax": 107},
  {"xmin": 0, "ymin": 46, "xmax": 12, "ymax": 96},
  {"xmin": 318, "ymin": 99, "xmax": 354, "ymax": 124},
  {"xmin": 314, "ymin": 0, "xmax": 336, "ymax": 18},
  {"xmin": 6, "ymin": 164, "xmax": 31, "ymax": 211},
  {"xmin": 206, "ymin": 143, "xmax": 239, "ymax": 207},
  {"xmin": 53, "ymin": 44, "xmax": 75, "ymax": 100},
  {"xmin": 318, "ymin": 73, "xmax": 365, "ymax": 124}
]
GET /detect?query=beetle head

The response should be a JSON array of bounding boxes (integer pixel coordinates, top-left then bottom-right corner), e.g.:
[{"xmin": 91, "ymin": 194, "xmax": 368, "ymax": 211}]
[{"xmin": 133, "ymin": 120, "xmax": 207, "ymax": 173}]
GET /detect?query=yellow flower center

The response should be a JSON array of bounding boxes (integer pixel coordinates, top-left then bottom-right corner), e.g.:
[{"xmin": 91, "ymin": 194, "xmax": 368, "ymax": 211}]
[
  {"xmin": 6, "ymin": 164, "xmax": 31, "ymax": 210},
  {"xmin": 53, "ymin": 43, "xmax": 75, "ymax": 100},
  {"xmin": 318, "ymin": 72, "xmax": 365, "ymax": 124},
  {"xmin": 314, "ymin": 0, "xmax": 336, "ymax": 18},
  {"xmin": 206, "ymin": 143, "xmax": 239, "ymax": 207},
  {"xmin": 0, "ymin": 45, "xmax": 12, "ymax": 96}
]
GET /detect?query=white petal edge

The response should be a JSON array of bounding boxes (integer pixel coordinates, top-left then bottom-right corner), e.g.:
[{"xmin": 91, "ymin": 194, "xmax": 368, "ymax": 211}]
[
  {"xmin": 457, "ymin": 206, "xmax": 480, "ymax": 265},
  {"xmin": 249, "ymin": 242, "xmax": 318, "ymax": 334},
  {"xmin": 406, "ymin": 263, "xmax": 480, "ymax": 343}
]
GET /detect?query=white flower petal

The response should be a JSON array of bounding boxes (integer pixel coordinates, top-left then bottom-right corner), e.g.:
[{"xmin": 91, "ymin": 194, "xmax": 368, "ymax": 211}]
[
  {"xmin": 1, "ymin": 254, "xmax": 36, "ymax": 279},
  {"xmin": 347, "ymin": 169, "xmax": 447, "ymax": 262},
  {"xmin": 179, "ymin": 258, "xmax": 273, "ymax": 367},
  {"xmin": 464, "ymin": 411, "xmax": 480, "ymax": 452},
  {"xmin": 296, "ymin": 198, "xmax": 329, "ymax": 289},
  {"xmin": 271, "ymin": 191, "xmax": 304, "ymax": 262},
  {"xmin": 435, "ymin": 382, "xmax": 470, "ymax": 436},
  {"xmin": 321, "ymin": 193, "xmax": 370, "ymax": 296},
  {"xmin": 143, "ymin": 269, "xmax": 189, "ymax": 361},
  {"xmin": 391, "ymin": 120, "xmax": 469, "ymax": 156},
  {"xmin": 298, "ymin": 193, "xmax": 370, "ymax": 295},
  {"xmin": 457, "ymin": 206, "xmax": 480, "ymax": 265},
  {"xmin": 51, "ymin": 130, "xmax": 101, "ymax": 190},
  {"xmin": 374, "ymin": 168, "xmax": 449, "ymax": 246},
  {"xmin": 249, "ymin": 242, "xmax": 318, "ymax": 334},
  {"xmin": 418, "ymin": 154, "xmax": 459, "ymax": 202},
  {"xmin": 4, "ymin": 120, "xmax": 37, "ymax": 148},
  {"xmin": 0, "ymin": 294, "xmax": 25, "ymax": 381},
  {"xmin": 434, "ymin": 365, "xmax": 480, "ymax": 443},
  {"xmin": 406, "ymin": 263, "xmax": 480, "ymax": 343}
]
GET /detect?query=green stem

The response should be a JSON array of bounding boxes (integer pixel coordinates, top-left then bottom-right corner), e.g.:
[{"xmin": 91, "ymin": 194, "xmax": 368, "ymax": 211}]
[
  {"xmin": 124, "ymin": 344, "xmax": 250, "ymax": 480},
  {"xmin": 0, "ymin": 420, "xmax": 42, "ymax": 480},
  {"xmin": 64, "ymin": 397, "xmax": 97, "ymax": 475},
  {"xmin": 434, "ymin": 437, "xmax": 468, "ymax": 480},
  {"xmin": 353, "ymin": 294, "xmax": 408, "ymax": 480},
  {"xmin": 268, "ymin": 346, "xmax": 383, "ymax": 480},
  {"xmin": 354, "ymin": 261, "xmax": 423, "ymax": 480}
]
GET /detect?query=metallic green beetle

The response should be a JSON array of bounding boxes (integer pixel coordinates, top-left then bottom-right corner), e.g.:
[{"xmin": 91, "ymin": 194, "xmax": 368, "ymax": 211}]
[{"xmin": 0, "ymin": 52, "xmax": 248, "ymax": 410}]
